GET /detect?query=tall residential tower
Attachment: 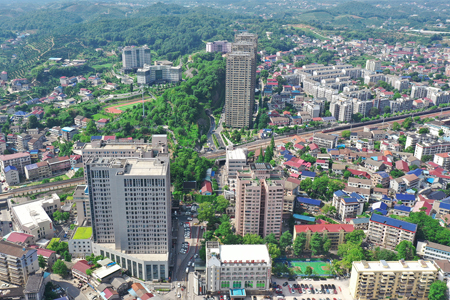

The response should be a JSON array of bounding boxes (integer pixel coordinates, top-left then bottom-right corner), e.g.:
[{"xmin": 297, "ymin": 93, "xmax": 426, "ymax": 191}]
[
  {"xmin": 225, "ymin": 33, "xmax": 258, "ymax": 128},
  {"xmin": 122, "ymin": 46, "xmax": 152, "ymax": 70}
]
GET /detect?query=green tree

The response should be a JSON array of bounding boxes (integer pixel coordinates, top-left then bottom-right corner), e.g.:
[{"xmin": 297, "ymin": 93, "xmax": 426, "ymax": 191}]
[
  {"xmin": 279, "ymin": 231, "xmax": 293, "ymax": 254},
  {"xmin": 243, "ymin": 234, "xmax": 264, "ymax": 245},
  {"xmin": 38, "ymin": 255, "xmax": 47, "ymax": 269},
  {"xmin": 418, "ymin": 127, "xmax": 429, "ymax": 134},
  {"xmin": 62, "ymin": 212, "xmax": 70, "ymax": 222},
  {"xmin": 52, "ymin": 260, "xmax": 68, "ymax": 276},
  {"xmin": 27, "ymin": 115, "xmax": 39, "ymax": 129},
  {"xmin": 310, "ymin": 232, "xmax": 323, "ymax": 255},
  {"xmin": 197, "ymin": 202, "xmax": 215, "ymax": 224},
  {"xmin": 343, "ymin": 170, "xmax": 352, "ymax": 179},
  {"xmin": 53, "ymin": 211, "xmax": 62, "ymax": 222},
  {"xmin": 74, "ymin": 168, "xmax": 84, "ymax": 178},
  {"xmin": 402, "ymin": 117, "xmax": 413, "ymax": 129},
  {"xmin": 268, "ymin": 243, "xmax": 281, "ymax": 259},
  {"xmin": 422, "ymin": 155, "xmax": 433, "ymax": 162},
  {"xmin": 214, "ymin": 196, "xmax": 229, "ymax": 213},
  {"xmin": 305, "ymin": 266, "xmax": 313, "ymax": 276},
  {"xmin": 341, "ymin": 130, "xmax": 351, "ymax": 139},
  {"xmin": 264, "ymin": 233, "xmax": 278, "ymax": 245},
  {"xmin": 395, "ymin": 240, "xmax": 416, "ymax": 260},
  {"xmin": 86, "ymin": 269, "xmax": 93, "ymax": 276},
  {"xmin": 323, "ymin": 235, "xmax": 331, "ymax": 252},
  {"xmin": 293, "ymin": 233, "xmax": 306, "ymax": 256},
  {"xmin": 390, "ymin": 169, "xmax": 405, "ymax": 178},
  {"xmin": 63, "ymin": 251, "xmax": 72, "ymax": 262},
  {"xmin": 429, "ymin": 280, "xmax": 448, "ymax": 300},
  {"xmin": 85, "ymin": 120, "xmax": 98, "ymax": 135},
  {"xmin": 369, "ymin": 107, "xmax": 379, "ymax": 117},
  {"xmin": 322, "ymin": 204, "xmax": 336, "ymax": 215},
  {"xmin": 345, "ymin": 230, "xmax": 366, "ymax": 243},
  {"xmin": 392, "ymin": 122, "xmax": 401, "ymax": 131},
  {"xmin": 439, "ymin": 129, "xmax": 445, "ymax": 137}
]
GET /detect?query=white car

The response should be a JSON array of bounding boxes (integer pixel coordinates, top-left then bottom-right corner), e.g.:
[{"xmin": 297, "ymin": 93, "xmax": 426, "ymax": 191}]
[
  {"xmin": 178, "ymin": 283, "xmax": 181, "ymax": 287},
  {"xmin": 177, "ymin": 293, "xmax": 181, "ymax": 298}
]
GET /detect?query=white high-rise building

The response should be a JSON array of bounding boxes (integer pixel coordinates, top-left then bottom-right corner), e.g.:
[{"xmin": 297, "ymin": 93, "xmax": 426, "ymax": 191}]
[
  {"xmin": 365, "ymin": 59, "xmax": 381, "ymax": 72},
  {"xmin": 122, "ymin": 46, "xmax": 152, "ymax": 70},
  {"xmin": 85, "ymin": 152, "xmax": 171, "ymax": 281}
]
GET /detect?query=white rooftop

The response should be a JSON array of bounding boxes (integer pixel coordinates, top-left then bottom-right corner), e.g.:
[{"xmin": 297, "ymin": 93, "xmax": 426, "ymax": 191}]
[
  {"xmin": 226, "ymin": 148, "xmax": 247, "ymax": 161},
  {"xmin": 12, "ymin": 201, "xmax": 52, "ymax": 230},
  {"xmin": 219, "ymin": 244, "xmax": 270, "ymax": 264},
  {"xmin": 93, "ymin": 263, "xmax": 121, "ymax": 279},
  {"xmin": 353, "ymin": 260, "xmax": 438, "ymax": 272}
]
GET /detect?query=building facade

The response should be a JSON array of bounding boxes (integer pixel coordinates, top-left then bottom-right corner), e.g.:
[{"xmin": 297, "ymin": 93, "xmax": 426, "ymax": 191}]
[
  {"xmin": 293, "ymin": 224, "xmax": 354, "ymax": 251},
  {"xmin": 122, "ymin": 46, "xmax": 152, "ymax": 70},
  {"xmin": 205, "ymin": 241, "xmax": 271, "ymax": 293},
  {"xmin": 349, "ymin": 260, "xmax": 437, "ymax": 300},
  {"xmin": 0, "ymin": 241, "xmax": 39, "ymax": 285},
  {"xmin": 225, "ymin": 147, "xmax": 247, "ymax": 178},
  {"xmin": 85, "ymin": 153, "xmax": 171, "ymax": 281},
  {"xmin": 367, "ymin": 214, "xmax": 417, "ymax": 250},
  {"xmin": 235, "ymin": 163, "xmax": 284, "ymax": 238}
]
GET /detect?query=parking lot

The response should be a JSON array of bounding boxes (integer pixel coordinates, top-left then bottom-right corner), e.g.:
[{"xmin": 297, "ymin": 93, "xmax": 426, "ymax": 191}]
[{"xmin": 272, "ymin": 277, "xmax": 352, "ymax": 300}]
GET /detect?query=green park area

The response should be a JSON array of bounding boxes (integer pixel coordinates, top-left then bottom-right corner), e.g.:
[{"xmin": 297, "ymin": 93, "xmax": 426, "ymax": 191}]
[{"xmin": 47, "ymin": 238, "xmax": 60, "ymax": 249}]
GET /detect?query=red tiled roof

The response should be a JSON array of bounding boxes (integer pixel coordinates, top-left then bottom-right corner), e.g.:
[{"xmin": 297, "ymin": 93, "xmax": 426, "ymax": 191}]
[
  {"xmin": 286, "ymin": 177, "xmax": 301, "ymax": 185},
  {"xmin": 104, "ymin": 288, "xmax": 118, "ymax": 299},
  {"xmin": 72, "ymin": 260, "xmax": 91, "ymax": 276},
  {"xmin": 395, "ymin": 160, "xmax": 409, "ymax": 172},
  {"xmin": 37, "ymin": 248, "xmax": 56, "ymax": 258},
  {"xmin": 294, "ymin": 224, "xmax": 354, "ymax": 233},
  {"xmin": 141, "ymin": 293, "xmax": 155, "ymax": 300},
  {"xmin": 201, "ymin": 181, "xmax": 212, "ymax": 194},
  {"xmin": 7, "ymin": 232, "xmax": 33, "ymax": 244}
]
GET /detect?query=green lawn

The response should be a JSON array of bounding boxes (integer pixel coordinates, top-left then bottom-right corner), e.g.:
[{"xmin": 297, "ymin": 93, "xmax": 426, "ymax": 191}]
[
  {"xmin": 117, "ymin": 102, "xmax": 144, "ymax": 111},
  {"xmin": 92, "ymin": 63, "xmax": 113, "ymax": 69},
  {"xmin": 47, "ymin": 238, "xmax": 60, "ymax": 249},
  {"xmin": 290, "ymin": 260, "xmax": 331, "ymax": 275},
  {"xmin": 73, "ymin": 227, "xmax": 93, "ymax": 240},
  {"xmin": 92, "ymin": 113, "xmax": 110, "ymax": 121}
]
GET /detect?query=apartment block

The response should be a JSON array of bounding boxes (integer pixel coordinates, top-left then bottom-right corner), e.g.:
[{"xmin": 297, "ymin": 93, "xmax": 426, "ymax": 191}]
[
  {"xmin": 204, "ymin": 241, "xmax": 271, "ymax": 293},
  {"xmin": 372, "ymin": 171, "xmax": 390, "ymax": 188},
  {"xmin": 0, "ymin": 241, "xmax": 39, "ymax": 285},
  {"xmin": 73, "ymin": 185, "xmax": 91, "ymax": 226},
  {"xmin": 235, "ymin": 163, "xmax": 284, "ymax": 238},
  {"xmin": 82, "ymin": 135, "xmax": 168, "ymax": 164},
  {"xmin": 85, "ymin": 154, "xmax": 171, "ymax": 281},
  {"xmin": 332, "ymin": 190, "xmax": 364, "ymax": 222},
  {"xmin": 24, "ymin": 273, "xmax": 45, "ymax": 300},
  {"xmin": 0, "ymin": 152, "xmax": 31, "ymax": 176},
  {"xmin": 348, "ymin": 177, "xmax": 372, "ymax": 189},
  {"xmin": 367, "ymin": 214, "xmax": 417, "ymax": 250},
  {"xmin": 225, "ymin": 147, "xmax": 247, "ymax": 178},
  {"xmin": 122, "ymin": 46, "xmax": 151, "ymax": 70},
  {"xmin": 365, "ymin": 59, "xmax": 381, "ymax": 72},
  {"xmin": 136, "ymin": 63, "xmax": 182, "ymax": 85},
  {"xmin": 313, "ymin": 133, "xmax": 338, "ymax": 149},
  {"xmin": 293, "ymin": 224, "xmax": 354, "ymax": 251},
  {"xmin": 24, "ymin": 161, "xmax": 51, "ymax": 180},
  {"xmin": 414, "ymin": 141, "xmax": 450, "ymax": 160},
  {"xmin": 433, "ymin": 152, "xmax": 450, "ymax": 169},
  {"xmin": 206, "ymin": 40, "xmax": 231, "ymax": 53},
  {"xmin": 225, "ymin": 52, "xmax": 255, "ymax": 128},
  {"xmin": 349, "ymin": 260, "xmax": 437, "ymax": 300},
  {"xmin": 416, "ymin": 240, "xmax": 450, "ymax": 261},
  {"xmin": 225, "ymin": 33, "xmax": 257, "ymax": 129},
  {"xmin": 69, "ymin": 227, "xmax": 93, "ymax": 257}
]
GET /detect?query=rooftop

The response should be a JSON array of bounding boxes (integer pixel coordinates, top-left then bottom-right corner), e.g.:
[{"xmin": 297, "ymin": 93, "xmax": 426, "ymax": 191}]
[
  {"xmin": 219, "ymin": 244, "xmax": 270, "ymax": 264},
  {"xmin": 72, "ymin": 227, "xmax": 92, "ymax": 240},
  {"xmin": 353, "ymin": 260, "xmax": 437, "ymax": 272},
  {"xmin": 0, "ymin": 240, "xmax": 34, "ymax": 258},
  {"xmin": 370, "ymin": 214, "xmax": 417, "ymax": 232},
  {"xmin": 294, "ymin": 224, "xmax": 354, "ymax": 233},
  {"xmin": 11, "ymin": 201, "xmax": 52, "ymax": 231}
]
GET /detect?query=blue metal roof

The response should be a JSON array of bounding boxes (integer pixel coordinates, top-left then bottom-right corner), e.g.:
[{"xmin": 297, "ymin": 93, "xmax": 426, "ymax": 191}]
[
  {"xmin": 4, "ymin": 165, "xmax": 17, "ymax": 172},
  {"xmin": 439, "ymin": 202, "xmax": 450, "ymax": 210},
  {"xmin": 297, "ymin": 197, "xmax": 322, "ymax": 206},
  {"xmin": 284, "ymin": 154, "xmax": 294, "ymax": 161},
  {"xmin": 370, "ymin": 214, "xmax": 417, "ymax": 232},
  {"xmin": 280, "ymin": 150, "xmax": 291, "ymax": 156},
  {"xmin": 24, "ymin": 164, "xmax": 37, "ymax": 171},
  {"xmin": 301, "ymin": 171, "xmax": 316, "ymax": 178},
  {"xmin": 394, "ymin": 205, "xmax": 411, "ymax": 213},
  {"xmin": 343, "ymin": 197, "xmax": 358, "ymax": 204},
  {"xmin": 372, "ymin": 202, "xmax": 388, "ymax": 210},
  {"xmin": 293, "ymin": 214, "xmax": 316, "ymax": 222},
  {"xmin": 350, "ymin": 192, "xmax": 364, "ymax": 201},
  {"xmin": 91, "ymin": 136, "xmax": 102, "ymax": 141},
  {"xmin": 407, "ymin": 169, "xmax": 422, "ymax": 176},
  {"xmin": 334, "ymin": 190, "xmax": 347, "ymax": 197},
  {"xmin": 351, "ymin": 218, "xmax": 369, "ymax": 224},
  {"xmin": 61, "ymin": 127, "xmax": 76, "ymax": 132},
  {"xmin": 375, "ymin": 171, "xmax": 390, "ymax": 178},
  {"xmin": 396, "ymin": 193, "xmax": 416, "ymax": 201}
]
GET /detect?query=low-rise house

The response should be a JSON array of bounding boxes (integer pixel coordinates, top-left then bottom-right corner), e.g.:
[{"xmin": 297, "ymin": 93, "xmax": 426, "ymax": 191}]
[
  {"xmin": 24, "ymin": 161, "xmax": 52, "ymax": 181},
  {"xmin": 348, "ymin": 177, "xmax": 372, "ymax": 189},
  {"xmin": 68, "ymin": 227, "xmax": 92, "ymax": 257},
  {"xmin": 6, "ymin": 232, "xmax": 35, "ymax": 246},
  {"xmin": 349, "ymin": 217, "xmax": 370, "ymax": 230},
  {"xmin": 4, "ymin": 165, "xmax": 19, "ymax": 186},
  {"xmin": 24, "ymin": 273, "xmax": 45, "ymax": 300},
  {"xmin": 364, "ymin": 158, "xmax": 386, "ymax": 172},
  {"xmin": 111, "ymin": 277, "xmax": 128, "ymax": 294},
  {"xmin": 313, "ymin": 133, "xmax": 337, "ymax": 149},
  {"xmin": 61, "ymin": 127, "xmax": 78, "ymax": 141},
  {"xmin": 296, "ymin": 197, "xmax": 322, "ymax": 213},
  {"xmin": 91, "ymin": 259, "xmax": 121, "ymax": 287},
  {"xmin": 36, "ymin": 248, "xmax": 56, "ymax": 270},
  {"xmin": 331, "ymin": 163, "xmax": 347, "ymax": 175},
  {"xmin": 315, "ymin": 159, "xmax": 329, "ymax": 170},
  {"xmin": 372, "ymin": 171, "xmax": 390, "ymax": 188},
  {"xmin": 72, "ymin": 260, "xmax": 91, "ymax": 282},
  {"xmin": 391, "ymin": 204, "xmax": 411, "ymax": 216},
  {"xmin": 395, "ymin": 160, "xmax": 409, "ymax": 172},
  {"xmin": 395, "ymin": 193, "xmax": 416, "ymax": 207},
  {"xmin": 47, "ymin": 156, "xmax": 71, "ymax": 175},
  {"xmin": 391, "ymin": 177, "xmax": 407, "ymax": 193},
  {"xmin": 0, "ymin": 152, "xmax": 32, "ymax": 176}
]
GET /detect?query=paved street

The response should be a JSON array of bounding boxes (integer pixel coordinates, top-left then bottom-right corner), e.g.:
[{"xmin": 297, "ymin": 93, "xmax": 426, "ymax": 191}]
[{"xmin": 50, "ymin": 274, "xmax": 89, "ymax": 300}]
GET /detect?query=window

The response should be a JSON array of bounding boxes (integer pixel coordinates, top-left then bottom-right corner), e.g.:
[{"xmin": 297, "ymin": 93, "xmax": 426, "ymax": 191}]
[
  {"xmin": 233, "ymin": 281, "xmax": 241, "ymax": 288},
  {"xmin": 257, "ymin": 281, "xmax": 265, "ymax": 288},
  {"xmin": 221, "ymin": 281, "xmax": 230, "ymax": 288},
  {"xmin": 245, "ymin": 281, "xmax": 253, "ymax": 288}
]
